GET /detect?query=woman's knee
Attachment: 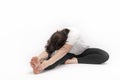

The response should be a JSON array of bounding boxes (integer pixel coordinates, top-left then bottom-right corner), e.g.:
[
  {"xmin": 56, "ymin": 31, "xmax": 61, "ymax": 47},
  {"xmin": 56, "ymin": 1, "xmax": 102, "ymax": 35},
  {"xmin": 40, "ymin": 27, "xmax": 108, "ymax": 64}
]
[
  {"xmin": 93, "ymin": 48, "xmax": 109, "ymax": 64},
  {"xmin": 101, "ymin": 51, "xmax": 109, "ymax": 63}
]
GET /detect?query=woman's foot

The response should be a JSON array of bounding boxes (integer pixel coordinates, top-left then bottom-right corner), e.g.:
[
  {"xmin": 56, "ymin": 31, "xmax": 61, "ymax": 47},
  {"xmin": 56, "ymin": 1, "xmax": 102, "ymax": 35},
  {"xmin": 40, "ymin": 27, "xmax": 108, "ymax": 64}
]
[
  {"xmin": 30, "ymin": 57, "xmax": 39, "ymax": 69},
  {"xmin": 65, "ymin": 57, "xmax": 78, "ymax": 64},
  {"xmin": 30, "ymin": 57, "xmax": 41, "ymax": 74}
]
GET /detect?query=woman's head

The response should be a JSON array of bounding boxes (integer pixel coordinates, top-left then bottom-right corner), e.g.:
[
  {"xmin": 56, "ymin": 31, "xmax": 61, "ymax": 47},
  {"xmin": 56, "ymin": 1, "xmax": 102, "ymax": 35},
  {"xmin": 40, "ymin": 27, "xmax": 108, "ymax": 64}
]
[{"xmin": 45, "ymin": 28, "xmax": 70, "ymax": 55}]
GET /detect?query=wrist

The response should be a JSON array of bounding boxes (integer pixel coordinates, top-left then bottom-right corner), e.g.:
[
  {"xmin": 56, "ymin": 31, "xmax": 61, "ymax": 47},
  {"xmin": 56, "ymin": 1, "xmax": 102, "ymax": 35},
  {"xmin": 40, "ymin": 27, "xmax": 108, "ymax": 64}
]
[
  {"xmin": 46, "ymin": 59, "xmax": 54, "ymax": 67},
  {"xmin": 45, "ymin": 60, "xmax": 51, "ymax": 68},
  {"xmin": 40, "ymin": 60, "xmax": 49, "ymax": 70}
]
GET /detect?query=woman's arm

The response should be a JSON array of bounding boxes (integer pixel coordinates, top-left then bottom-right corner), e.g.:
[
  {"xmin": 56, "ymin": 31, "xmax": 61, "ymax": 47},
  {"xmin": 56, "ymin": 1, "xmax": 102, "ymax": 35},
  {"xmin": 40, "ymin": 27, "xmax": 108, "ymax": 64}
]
[
  {"xmin": 44, "ymin": 44, "xmax": 72, "ymax": 67},
  {"xmin": 37, "ymin": 51, "xmax": 49, "ymax": 60}
]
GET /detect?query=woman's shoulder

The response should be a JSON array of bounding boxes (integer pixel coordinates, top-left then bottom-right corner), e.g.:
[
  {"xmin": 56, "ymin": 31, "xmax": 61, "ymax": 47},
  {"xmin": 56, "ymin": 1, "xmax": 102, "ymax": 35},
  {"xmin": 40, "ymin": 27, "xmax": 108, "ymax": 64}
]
[
  {"xmin": 68, "ymin": 27, "xmax": 80, "ymax": 38},
  {"xmin": 65, "ymin": 27, "xmax": 80, "ymax": 45},
  {"xmin": 64, "ymin": 27, "xmax": 80, "ymax": 35}
]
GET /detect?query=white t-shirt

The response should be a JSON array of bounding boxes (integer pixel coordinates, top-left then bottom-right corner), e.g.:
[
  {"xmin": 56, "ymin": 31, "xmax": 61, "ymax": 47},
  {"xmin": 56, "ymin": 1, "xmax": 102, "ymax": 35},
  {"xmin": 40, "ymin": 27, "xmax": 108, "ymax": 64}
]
[{"xmin": 66, "ymin": 28, "xmax": 89, "ymax": 55}]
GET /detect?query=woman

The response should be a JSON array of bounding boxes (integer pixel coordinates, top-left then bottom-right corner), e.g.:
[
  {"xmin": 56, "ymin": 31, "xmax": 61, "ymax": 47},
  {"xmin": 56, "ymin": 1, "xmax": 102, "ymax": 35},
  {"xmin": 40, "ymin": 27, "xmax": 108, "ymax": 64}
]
[{"xmin": 30, "ymin": 28, "xmax": 109, "ymax": 74}]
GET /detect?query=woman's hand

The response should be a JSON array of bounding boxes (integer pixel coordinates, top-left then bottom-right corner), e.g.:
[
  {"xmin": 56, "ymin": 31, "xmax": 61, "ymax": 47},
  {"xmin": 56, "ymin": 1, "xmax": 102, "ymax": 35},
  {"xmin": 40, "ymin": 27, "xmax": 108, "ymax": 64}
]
[
  {"xmin": 30, "ymin": 57, "xmax": 48, "ymax": 74},
  {"xmin": 33, "ymin": 60, "xmax": 49, "ymax": 74},
  {"xmin": 39, "ymin": 60, "xmax": 49, "ymax": 71}
]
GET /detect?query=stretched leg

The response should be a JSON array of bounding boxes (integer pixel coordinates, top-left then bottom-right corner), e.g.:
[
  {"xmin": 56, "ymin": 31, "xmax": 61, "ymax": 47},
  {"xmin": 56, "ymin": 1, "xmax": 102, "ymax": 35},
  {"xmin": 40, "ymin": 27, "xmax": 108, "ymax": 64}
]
[
  {"xmin": 44, "ymin": 53, "xmax": 75, "ymax": 70},
  {"xmin": 75, "ymin": 48, "xmax": 109, "ymax": 64}
]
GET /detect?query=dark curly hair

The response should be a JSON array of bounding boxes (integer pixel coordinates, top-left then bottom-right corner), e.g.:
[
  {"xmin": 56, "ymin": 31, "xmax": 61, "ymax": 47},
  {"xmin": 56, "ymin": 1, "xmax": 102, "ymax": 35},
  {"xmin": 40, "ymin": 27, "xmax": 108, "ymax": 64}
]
[{"xmin": 45, "ymin": 28, "xmax": 70, "ymax": 58}]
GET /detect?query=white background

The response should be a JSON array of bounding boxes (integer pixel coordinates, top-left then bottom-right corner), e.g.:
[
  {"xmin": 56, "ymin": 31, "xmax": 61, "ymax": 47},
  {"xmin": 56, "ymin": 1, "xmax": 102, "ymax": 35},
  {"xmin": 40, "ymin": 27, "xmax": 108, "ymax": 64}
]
[{"xmin": 0, "ymin": 0, "xmax": 120, "ymax": 80}]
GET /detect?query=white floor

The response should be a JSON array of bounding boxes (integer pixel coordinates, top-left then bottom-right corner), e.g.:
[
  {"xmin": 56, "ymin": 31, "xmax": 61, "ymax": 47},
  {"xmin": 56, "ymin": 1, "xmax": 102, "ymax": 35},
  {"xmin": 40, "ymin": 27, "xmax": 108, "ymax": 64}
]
[{"xmin": 0, "ymin": 0, "xmax": 120, "ymax": 80}]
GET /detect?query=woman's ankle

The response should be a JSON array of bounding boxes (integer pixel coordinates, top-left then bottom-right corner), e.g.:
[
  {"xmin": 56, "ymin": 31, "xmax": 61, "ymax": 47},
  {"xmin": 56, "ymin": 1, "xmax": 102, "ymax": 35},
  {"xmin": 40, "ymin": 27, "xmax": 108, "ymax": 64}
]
[{"xmin": 65, "ymin": 57, "xmax": 78, "ymax": 64}]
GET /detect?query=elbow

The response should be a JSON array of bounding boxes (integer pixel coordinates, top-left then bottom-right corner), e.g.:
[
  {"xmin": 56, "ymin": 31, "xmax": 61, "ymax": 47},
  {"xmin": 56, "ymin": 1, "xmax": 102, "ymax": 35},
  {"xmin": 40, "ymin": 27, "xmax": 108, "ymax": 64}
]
[{"xmin": 59, "ymin": 44, "xmax": 72, "ymax": 55}]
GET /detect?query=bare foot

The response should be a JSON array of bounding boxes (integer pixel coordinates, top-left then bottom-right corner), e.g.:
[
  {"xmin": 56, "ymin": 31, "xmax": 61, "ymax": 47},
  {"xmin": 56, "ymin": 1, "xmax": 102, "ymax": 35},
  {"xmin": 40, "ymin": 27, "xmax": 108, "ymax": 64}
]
[
  {"xmin": 33, "ymin": 66, "xmax": 42, "ymax": 74},
  {"xmin": 30, "ymin": 57, "xmax": 39, "ymax": 69},
  {"xmin": 65, "ymin": 57, "xmax": 78, "ymax": 64},
  {"xmin": 30, "ymin": 57, "xmax": 41, "ymax": 74}
]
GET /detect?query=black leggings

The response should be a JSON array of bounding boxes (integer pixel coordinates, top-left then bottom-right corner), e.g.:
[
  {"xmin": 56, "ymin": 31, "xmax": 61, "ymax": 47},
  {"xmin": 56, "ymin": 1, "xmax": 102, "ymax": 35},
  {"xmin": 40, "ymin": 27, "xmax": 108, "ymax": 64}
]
[{"xmin": 45, "ymin": 48, "xmax": 109, "ymax": 70}]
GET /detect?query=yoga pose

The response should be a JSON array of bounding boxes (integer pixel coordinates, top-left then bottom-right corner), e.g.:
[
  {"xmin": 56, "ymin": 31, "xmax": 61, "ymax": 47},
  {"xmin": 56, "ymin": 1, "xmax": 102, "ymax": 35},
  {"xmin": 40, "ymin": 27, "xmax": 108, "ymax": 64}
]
[{"xmin": 30, "ymin": 28, "xmax": 109, "ymax": 74}]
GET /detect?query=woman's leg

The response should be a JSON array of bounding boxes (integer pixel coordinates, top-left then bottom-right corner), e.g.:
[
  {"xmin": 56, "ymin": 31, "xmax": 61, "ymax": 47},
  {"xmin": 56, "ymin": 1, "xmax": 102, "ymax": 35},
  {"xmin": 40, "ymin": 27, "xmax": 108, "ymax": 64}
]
[
  {"xmin": 75, "ymin": 48, "xmax": 109, "ymax": 64},
  {"xmin": 44, "ymin": 53, "xmax": 75, "ymax": 70},
  {"xmin": 45, "ymin": 48, "xmax": 109, "ymax": 70}
]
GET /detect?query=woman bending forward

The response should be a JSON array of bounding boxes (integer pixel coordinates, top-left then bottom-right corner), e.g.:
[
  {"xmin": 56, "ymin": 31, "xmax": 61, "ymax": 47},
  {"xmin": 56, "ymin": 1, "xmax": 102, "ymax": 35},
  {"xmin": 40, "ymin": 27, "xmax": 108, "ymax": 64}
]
[{"xmin": 30, "ymin": 28, "xmax": 109, "ymax": 74}]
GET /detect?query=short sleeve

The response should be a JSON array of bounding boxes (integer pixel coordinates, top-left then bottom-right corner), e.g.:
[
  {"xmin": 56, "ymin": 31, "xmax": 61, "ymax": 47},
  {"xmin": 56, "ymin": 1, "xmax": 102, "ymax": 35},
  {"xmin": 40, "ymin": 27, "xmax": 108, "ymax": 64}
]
[{"xmin": 66, "ymin": 29, "xmax": 80, "ymax": 45}]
